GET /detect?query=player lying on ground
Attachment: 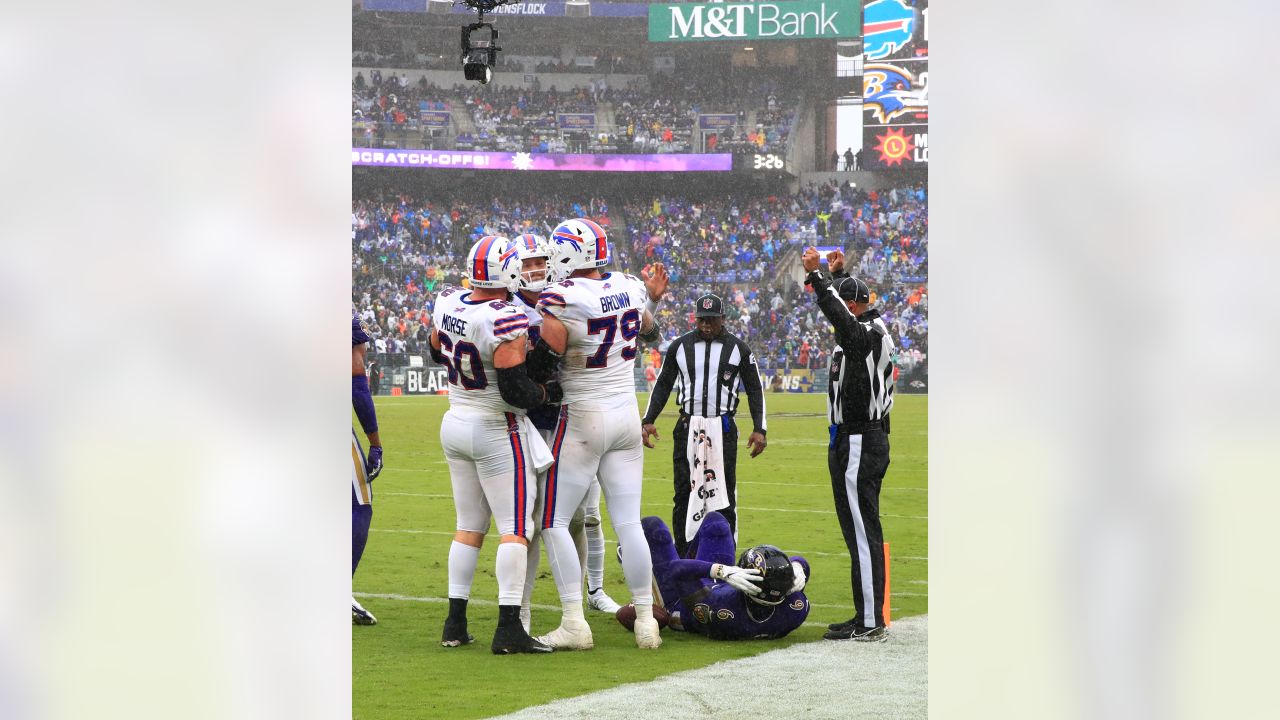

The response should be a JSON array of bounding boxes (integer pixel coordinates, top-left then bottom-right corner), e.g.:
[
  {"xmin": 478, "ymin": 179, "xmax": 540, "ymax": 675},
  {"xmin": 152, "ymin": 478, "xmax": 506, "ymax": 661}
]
[{"xmin": 639, "ymin": 511, "xmax": 810, "ymax": 640}]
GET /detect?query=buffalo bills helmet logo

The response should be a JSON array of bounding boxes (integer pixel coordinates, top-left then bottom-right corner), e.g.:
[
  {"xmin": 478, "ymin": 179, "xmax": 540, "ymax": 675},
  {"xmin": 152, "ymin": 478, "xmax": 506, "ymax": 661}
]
[
  {"xmin": 863, "ymin": 0, "xmax": 916, "ymax": 61},
  {"xmin": 499, "ymin": 245, "xmax": 519, "ymax": 269}
]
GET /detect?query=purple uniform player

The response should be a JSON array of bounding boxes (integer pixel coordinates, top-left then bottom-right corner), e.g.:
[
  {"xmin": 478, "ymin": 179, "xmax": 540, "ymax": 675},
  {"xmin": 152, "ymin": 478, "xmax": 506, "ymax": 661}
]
[
  {"xmin": 352, "ymin": 311, "xmax": 383, "ymax": 625},
  {"xmin": 642, "ymin": 511, "xmax": 811, "ymax": 640}
]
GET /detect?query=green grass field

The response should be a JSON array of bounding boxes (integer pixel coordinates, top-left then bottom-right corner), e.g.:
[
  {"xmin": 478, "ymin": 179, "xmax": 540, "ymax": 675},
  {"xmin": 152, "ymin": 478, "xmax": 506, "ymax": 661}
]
[{"xmin": 354, "ymin": 392, "xmax": 927, "ymax": 720}]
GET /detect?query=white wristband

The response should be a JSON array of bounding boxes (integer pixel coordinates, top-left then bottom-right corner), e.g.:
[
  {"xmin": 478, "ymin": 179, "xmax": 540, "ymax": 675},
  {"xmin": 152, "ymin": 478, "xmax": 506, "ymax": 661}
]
[{"xmin": 645, "ymin": 298, "xmax": 660, "ymax": 316}]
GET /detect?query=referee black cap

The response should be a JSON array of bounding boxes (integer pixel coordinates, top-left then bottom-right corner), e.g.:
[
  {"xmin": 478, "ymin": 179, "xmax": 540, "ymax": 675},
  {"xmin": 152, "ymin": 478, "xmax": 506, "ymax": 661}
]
[
  {"xmin": 694, "ymin": 293, "xmax": 725, "ymax": 318},
  {"xmin": 833, "ymin": 276, "xmax": 871, "ymax": 304}
]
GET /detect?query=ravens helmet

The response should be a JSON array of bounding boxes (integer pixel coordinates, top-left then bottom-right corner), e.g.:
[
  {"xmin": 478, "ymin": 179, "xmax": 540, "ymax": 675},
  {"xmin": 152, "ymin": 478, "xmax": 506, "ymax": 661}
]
[{"xmin": 736, "ymin": 545, "xmax": 795, "ymax": 606}]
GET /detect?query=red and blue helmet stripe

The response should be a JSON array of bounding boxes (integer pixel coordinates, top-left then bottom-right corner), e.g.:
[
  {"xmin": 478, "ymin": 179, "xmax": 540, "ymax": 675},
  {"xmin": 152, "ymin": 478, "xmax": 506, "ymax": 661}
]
[{"xmin": 471, "ymin": 235, "xmax": 501, "ymax": 281}]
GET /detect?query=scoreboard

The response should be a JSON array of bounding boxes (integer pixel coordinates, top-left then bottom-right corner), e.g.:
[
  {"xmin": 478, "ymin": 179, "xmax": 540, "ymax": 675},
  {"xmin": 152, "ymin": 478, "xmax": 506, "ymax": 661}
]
[{"xmin": 861, "ymin": 0, "xmax": 928, "ymax": 169}]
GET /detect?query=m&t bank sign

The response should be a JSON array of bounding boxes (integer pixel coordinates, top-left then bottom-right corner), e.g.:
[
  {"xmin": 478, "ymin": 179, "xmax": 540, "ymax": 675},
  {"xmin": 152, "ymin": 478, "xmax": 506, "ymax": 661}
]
[{"xmin": 648, "ymin": 1, "xmax": 859, "ymax": 42}]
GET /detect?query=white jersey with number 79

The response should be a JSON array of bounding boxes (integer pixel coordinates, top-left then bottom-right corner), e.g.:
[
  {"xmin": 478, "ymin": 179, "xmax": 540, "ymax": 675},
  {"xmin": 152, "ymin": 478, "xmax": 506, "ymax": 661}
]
[{"xmin": 537, "ymin": 272, "xmax": 647, "ymax": 407}]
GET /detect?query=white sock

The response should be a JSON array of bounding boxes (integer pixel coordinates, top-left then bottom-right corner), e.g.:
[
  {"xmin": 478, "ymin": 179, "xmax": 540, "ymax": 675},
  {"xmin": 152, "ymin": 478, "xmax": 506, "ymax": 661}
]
[
  {"xmin": 542, "ymin": 526, "xmax": 583, "ymax": 604},
  {"xmin": 585, "ymin": 519, "xmax": 605, "ymax": 592},
  {"xmin": 521, "ymin": 530, "xmax": 542, "ymax": 614},
  {"xmin": 614, "ymin": 522, "xmax": 653, "ymax": 606},
  {"xmin": 495, "ymin": 542, "xmax": 528, "ymax": 606},
  {"xmin": 561, "ymin": 599, "xmax": 585, "ymax": 623},
  {"xmin": 634, "ymin": 602, "xmax": 653, "ymax": 622},
  {"xmin": 448, "ymin": 541, "xmax": 480, "ymax": 599}
]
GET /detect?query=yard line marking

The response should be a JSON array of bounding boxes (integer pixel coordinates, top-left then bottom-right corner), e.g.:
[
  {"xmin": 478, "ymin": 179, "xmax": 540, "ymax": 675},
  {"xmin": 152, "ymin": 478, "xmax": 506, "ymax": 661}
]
[
  {"xmin": 740, "ymin": 480, "xmax": 927, "ymax": 492},
  {"xmin": 355, "ymin": 592, "xmax": 561, "ymax": 612},
  {"xmin": 370, "ymin": 529, "xmax": 932, "ymax": 565},
  {"xmin": 381, "ymin": 492, "xmax": 451, "ymax": 498},
  {"xmin": 354, "ymin": 592, "xmax": 926, "ymax": 613},
  {"xmin": 640, "ymin": 501, "xmax": 926, "ymax": 520}
]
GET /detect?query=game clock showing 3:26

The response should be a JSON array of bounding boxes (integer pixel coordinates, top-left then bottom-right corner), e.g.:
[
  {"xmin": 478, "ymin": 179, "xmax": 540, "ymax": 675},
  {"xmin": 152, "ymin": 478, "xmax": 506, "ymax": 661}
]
[{"xmin": 733, "ymin": 153, "xmax": 788, "ymax": 174}]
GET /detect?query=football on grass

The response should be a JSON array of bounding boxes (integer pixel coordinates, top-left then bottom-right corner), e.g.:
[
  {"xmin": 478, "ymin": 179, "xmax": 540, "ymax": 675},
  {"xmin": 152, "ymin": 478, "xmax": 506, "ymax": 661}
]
[{"xmin": 614, "ymin": 604, "xmax": 671, "ymax": 631}]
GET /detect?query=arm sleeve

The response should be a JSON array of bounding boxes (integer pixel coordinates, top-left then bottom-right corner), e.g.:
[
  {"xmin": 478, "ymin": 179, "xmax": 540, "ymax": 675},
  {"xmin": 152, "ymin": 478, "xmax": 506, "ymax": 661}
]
[
  {"xmin": 669, "ymin": 558, "xmax": 716, "ymax": 583},
  {"xmin": 526, "ymin": 337, "xmax": 562, "ymax": 384},
  {"xmin": 352, "ymin": 375, "xmax": 378, "ymax": 434},
  {"xmin": 739, "ymin": 342, "xmax": 767, "ymax": 435},
  {"xmin": 638, "ymin": 314, "xmax": 662, "ymax": 344},
  {"xmin": 642, "ymin": 340, "xmax": 681, "ymax": 425},
  {"xmin": 495, "ymin": 363, "xmax": 548, "ymax": 410},
  {"xmin": 807, "ymin": 269, "xmax": 873, "ymax": 357}
]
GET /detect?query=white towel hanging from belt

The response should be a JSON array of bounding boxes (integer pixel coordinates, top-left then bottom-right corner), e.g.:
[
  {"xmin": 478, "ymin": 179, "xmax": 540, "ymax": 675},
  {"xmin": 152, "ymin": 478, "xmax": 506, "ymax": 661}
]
[{"xmin": 685, "ymin": 416, "xmax": 730, "ymax": 541}]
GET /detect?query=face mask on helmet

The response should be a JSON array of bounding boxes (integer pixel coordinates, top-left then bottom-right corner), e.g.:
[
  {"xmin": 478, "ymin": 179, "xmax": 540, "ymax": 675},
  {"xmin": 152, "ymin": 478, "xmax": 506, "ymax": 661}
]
[
  {"xmin": 736, "ymin": 545, "xmax": 795, "ymax": 606},
  {"xmin": 513, "ymin": 233, "xmax": 550, "ymax": 293},
  {"xmin": 550, "ymin": 218, "xmax": 610, "ymax": 277},
  {"xmin": 466, "ymin": 235, "xmax": 520, "ymax": 292}
]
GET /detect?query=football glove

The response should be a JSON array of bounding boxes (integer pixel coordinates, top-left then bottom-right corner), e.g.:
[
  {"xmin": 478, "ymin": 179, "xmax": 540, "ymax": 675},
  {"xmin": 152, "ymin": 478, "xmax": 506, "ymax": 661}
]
[
  {"xmin": 544, "ymin": 381, "xmax": 563, "ymax": 405},
  {"xmin": 790, "ymin": 561, "xmax": 807, "ymax": 594},
  {"xmin": 711, "ymin": 563, "xmax": 763, "ymax": 595},
  {"xmin": 366, "ymin": 445, "xmax": 383, "ymax": 481}
]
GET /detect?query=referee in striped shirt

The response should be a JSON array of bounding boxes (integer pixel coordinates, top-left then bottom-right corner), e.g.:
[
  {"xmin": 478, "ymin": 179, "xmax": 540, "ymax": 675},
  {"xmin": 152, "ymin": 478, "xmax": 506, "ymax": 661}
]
[
  {"xmin": 641, "ymin": 293, "xmax": 768, "ymax": 557},
  {"xmin": 802, "ymin": 247, "xmax": 896, "ymax": 643}
]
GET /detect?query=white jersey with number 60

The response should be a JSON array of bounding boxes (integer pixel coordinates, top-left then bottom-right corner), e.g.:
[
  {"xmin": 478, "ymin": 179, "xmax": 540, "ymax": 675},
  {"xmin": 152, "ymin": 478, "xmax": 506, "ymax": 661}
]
[
  {"xmin": 432, "ymin": 285, "xmax": 530, "ymax": 414},
  {"xmin": 537, "ymin": 272, "xmax": 647, "ymax": 407}
]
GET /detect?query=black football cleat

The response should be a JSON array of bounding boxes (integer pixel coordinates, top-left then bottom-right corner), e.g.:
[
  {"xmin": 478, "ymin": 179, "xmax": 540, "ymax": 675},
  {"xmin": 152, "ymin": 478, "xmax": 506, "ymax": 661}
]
[
  {"xmin": 441, "ymin": 617, "xmax": 475, "ymax": 648},
  {"xmin": 491, "ymin": 624, "xmax": 553, "ymax": 655},
  {"xmin": 827, "ymin": 617, "xmax": 859, "ymax": 631},
  {"xmin": 823, "ymin": 624, "xmax": 888, "ymax": 642}
]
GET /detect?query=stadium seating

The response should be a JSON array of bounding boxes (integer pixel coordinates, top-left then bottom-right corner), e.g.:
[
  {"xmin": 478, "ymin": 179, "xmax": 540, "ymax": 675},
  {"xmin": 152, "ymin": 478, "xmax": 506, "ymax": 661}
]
[
  {"xmin": 351, "ymin": 182, "xmax": 927, "ymax": 381},
  {"xmin": 352, "ymin": 70, "xmax": 798, "ymax": 155}
]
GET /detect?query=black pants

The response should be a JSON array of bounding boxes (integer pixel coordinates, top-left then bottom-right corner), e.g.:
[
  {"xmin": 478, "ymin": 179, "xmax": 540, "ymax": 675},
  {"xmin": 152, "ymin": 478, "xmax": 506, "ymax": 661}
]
[
  {"xmin": 828, "ymin": 427, "xmax": 890, "ymax": 628},
  {"xmin": 671, "ymin": 414, "xmax": 739, "ymax": 557}
]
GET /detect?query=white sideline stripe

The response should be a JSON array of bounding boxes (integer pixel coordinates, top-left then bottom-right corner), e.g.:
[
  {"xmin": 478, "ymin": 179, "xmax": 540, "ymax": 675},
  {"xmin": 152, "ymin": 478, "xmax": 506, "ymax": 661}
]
[
  {"xmin": 356, "ymin": 591, "xmax": 926, "ymax": 611},
  {"xmin": 486, "ymin": 616, "xmax": 929, "ymax": 720}
]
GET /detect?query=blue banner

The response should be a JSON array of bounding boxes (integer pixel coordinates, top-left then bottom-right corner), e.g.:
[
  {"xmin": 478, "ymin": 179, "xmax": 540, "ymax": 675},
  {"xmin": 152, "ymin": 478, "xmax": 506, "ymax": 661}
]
[
  {"xmin": 419, "ymin": 110, "xmax": 452, "ymax": 127},
  {"xmin": 558, "ymin": 113, "xmax": 597, "ymax": 129},
  {"xmin": 698, "ymin": 114, "xmax": 738, "ymax": 130}
]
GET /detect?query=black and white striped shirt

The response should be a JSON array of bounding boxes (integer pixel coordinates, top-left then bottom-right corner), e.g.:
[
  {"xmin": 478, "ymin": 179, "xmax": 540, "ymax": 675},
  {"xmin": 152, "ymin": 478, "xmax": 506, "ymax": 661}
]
[
  {"xmin": 807, "ymin": 271, "xmax": 896, "ymax": 429},
  {"xmin": 642, "ymin": 330, "xmax": 767, "ymax": 434}
]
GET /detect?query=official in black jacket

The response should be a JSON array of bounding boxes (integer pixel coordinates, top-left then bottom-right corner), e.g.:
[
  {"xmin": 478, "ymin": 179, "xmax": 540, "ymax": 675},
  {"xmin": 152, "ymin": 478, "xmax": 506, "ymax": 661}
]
[
  {"xmin": 802, "ymin": 248, "xmax": 896, "ymax": 643},
  {"xmin": 641, "ymin": 294, "xmax": 768, "ymax": 557}
]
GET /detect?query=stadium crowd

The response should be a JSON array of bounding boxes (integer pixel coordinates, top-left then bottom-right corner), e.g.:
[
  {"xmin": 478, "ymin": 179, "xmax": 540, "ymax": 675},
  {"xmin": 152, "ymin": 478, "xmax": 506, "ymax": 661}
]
[
  {"xmin": 351, "ymin": 71, "xmax": 797, "ymax": 154},
  {"xmin": 352, "ymin": 181, "xmax": 927, "ymax": 382}
]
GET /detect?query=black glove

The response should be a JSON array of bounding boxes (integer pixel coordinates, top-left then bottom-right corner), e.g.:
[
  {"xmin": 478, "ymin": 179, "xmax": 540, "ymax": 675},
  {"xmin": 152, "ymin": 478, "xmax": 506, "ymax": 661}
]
[{"xmin": 544, "ymin": 381, "xmax": 563, "ymax": 405}]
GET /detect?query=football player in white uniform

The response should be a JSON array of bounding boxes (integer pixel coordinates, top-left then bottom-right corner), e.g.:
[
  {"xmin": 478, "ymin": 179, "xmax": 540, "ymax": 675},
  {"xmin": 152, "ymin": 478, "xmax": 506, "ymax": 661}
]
[
  {"xmin": 527, "ymin": 218, "xmax": 669, "ymax": 650},
  {"xmin": 510, "ymin": 233, "xmax": 623, "ymax": 634},
  {"xmin": 430, "ymin": 235, "xmax": 561, "ymax": 655}
]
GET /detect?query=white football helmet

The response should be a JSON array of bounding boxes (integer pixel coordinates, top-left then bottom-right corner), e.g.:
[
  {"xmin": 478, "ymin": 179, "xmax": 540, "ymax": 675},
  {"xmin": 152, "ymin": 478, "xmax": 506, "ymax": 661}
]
[
  {"xmin": 465, "ymin": 235, "xmax": 519, "ymax": 291},
  {"xmin": 512, "ymin": 233, "xmax": 551, "ymax": 292},
  {"xmin": 549, "ymin": 218, "xmax": 610, "ymax": 278}
]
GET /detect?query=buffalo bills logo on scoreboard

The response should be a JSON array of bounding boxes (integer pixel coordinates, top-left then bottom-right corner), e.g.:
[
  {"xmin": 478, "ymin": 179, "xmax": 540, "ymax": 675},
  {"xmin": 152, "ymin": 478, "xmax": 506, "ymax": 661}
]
[{"xmin": 862, "ymin": 0, "xmax": 916, "ymax": 61}]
